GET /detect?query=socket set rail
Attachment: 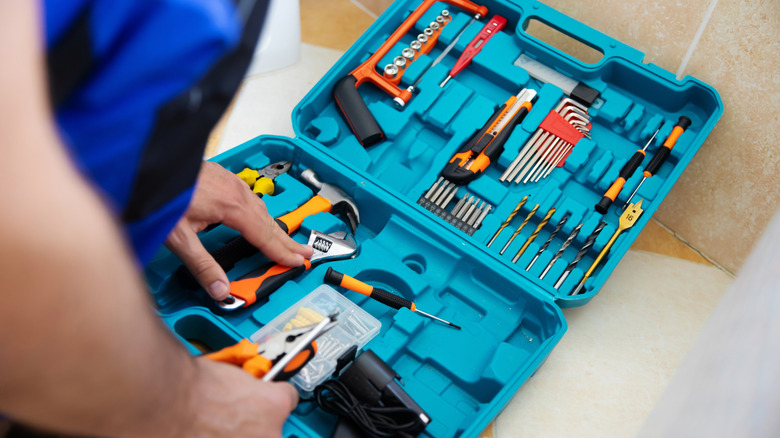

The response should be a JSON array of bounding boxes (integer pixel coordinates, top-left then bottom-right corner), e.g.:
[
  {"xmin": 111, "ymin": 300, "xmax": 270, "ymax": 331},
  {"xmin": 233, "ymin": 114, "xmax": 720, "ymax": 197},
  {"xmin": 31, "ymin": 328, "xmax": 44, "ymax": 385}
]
[{"xmin": 145, "ymin": 0, "xmax": 722, "ymax": 437}]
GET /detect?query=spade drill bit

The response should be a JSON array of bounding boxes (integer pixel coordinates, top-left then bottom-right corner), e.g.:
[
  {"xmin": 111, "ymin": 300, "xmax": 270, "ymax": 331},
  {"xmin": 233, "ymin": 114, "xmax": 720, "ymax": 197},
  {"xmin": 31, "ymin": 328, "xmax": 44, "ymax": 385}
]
[
  {"xmin": 539, "ymin": 223, "xmax": 582, "ymax": 280},
  {"xmin": 526, "ymin": 214, "xmax": 569, "ymax": 271},
  {"xmin": 512, "ymin": 207, "xmax": 555, "ymax": 263},
  {"xmin": 571, "ymin": 200, "xmax": 644, "ymax": 295},
  {"xmin": 499, "ymin": 204, "xmax": 539, "ymax": 255},
  {"xmin": 554, "ymin": 221, "xmax": 607, "ymax": 289},
  {"xmin": 487, "ymin": 196, "xmax": 528, "ymax": 247}
]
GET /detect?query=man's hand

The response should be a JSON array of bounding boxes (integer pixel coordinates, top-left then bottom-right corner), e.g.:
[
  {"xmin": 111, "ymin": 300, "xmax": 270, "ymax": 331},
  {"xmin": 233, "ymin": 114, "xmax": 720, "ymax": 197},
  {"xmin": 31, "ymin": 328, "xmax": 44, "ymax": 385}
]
[
  {"xmin": 166, "ymin": 161, "xmax": 313, "ymax": 301},
  {"xmin": 182, "ymin": 358, "xmax": 299, "ymax": 437}
]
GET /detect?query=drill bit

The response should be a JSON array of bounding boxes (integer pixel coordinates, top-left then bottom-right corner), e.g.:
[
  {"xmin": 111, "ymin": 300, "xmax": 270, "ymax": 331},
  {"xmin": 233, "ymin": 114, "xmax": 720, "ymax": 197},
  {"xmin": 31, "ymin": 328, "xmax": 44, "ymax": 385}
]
[
  {"xmin": 571, "ymin": 200, "xmax": 644, "ymax": 295},
  {"xmin": 487, "ymin": 196, "xmax": 528, "ymax": 247},
  {"xmin": 539, "ymin": 223, "xmax": 582, "ymax": 280},
  {"xmin": 554, "ymin": 221, "xmax": 607, "ymax": 289},
  {"xmin": 526, "ymin": 214, "xmax": 569, "ymax": 271},
  {"xmin": 512, "ymin": 207, "xmax": 556, "ymax": 263},
  {"xmin": 499, "ymin": 204, "xmax": 539, "ymax": 255}
]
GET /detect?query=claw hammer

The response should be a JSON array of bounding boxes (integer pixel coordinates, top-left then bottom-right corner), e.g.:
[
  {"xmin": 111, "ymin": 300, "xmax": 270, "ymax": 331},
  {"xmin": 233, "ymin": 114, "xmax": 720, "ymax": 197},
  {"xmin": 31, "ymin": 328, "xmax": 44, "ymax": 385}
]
[{"xmin": 209, "ymin": 169, "xmax": 360, "ymax": 273}]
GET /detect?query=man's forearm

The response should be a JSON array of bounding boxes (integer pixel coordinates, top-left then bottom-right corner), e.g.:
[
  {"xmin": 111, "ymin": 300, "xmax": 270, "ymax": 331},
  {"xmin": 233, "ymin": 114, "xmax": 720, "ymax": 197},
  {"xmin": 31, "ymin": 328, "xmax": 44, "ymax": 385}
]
[{"xmin": 0, "ymin": 2, "xmax": 202, "ymax": 436}]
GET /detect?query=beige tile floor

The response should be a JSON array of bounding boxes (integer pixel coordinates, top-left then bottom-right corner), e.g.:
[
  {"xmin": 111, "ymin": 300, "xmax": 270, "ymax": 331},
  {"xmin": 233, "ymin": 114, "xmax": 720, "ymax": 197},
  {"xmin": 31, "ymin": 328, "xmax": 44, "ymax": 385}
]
[{"xmin": 207, "ymin": 1, "xmax": 735, "ymax": 436}]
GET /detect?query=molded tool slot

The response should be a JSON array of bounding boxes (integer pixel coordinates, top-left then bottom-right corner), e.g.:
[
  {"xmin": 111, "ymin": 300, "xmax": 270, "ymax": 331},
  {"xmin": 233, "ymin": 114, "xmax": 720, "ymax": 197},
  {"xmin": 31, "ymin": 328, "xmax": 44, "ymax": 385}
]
[{"xmin": 173, "ymin": 313, "xmax": 240, "ymax": 353}]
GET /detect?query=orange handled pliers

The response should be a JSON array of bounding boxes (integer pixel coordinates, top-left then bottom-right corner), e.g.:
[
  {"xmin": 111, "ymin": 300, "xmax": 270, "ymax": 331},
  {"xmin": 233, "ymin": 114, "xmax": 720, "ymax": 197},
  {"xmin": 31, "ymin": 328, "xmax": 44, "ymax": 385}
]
[{"xmin": 206, "ymin": 313, "xmax": 338, "ymax": 381}]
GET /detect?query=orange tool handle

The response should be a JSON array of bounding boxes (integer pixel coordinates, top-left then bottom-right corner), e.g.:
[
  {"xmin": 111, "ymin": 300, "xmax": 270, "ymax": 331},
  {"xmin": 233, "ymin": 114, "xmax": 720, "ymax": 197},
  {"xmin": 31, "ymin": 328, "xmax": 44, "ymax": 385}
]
[
  {"xmin": 228, "ymin": 260, "xmax": 312, "ymax": 307},
  {"xmin": 448, "ymin": 15, "xmax": 507, "ymax": 79},
  {"xmin": 642, "ymin": 116, "xmax": 692, "ymax": 178},
  {"xmin": 204, "ymin": 195, "xmax": 331, "ymax": 274},
  {"xmin": 334, "ymin": 0, "xmax": 488, "ymax": 146},
  {"xmin": 324, "ymin": 267, "xmax": 417, "ymax": 312},
  {"xmin": 275, "ymin": 195, "xmax": 332, "ymax": 234},
  {"xmin": 349, "ymin": 0, "xmax": 488, "ymax": 102},
  {"xmin": 595, "ymin": 149, "xmax": 647, "ymax": 214},
  {"xmin": 206, "ymin": 338, "xmax": 317, "ymax": 380},
  {"xmin": 443, "ymin": 98, "xmax": 532, "ymax": 185}
]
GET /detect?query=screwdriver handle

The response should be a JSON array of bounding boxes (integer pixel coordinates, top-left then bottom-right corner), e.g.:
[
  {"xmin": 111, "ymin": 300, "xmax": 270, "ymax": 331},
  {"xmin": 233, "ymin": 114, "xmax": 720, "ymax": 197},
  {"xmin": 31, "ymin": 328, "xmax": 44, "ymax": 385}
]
[
  {"xmin": 595, "ymin": 149, "xmax": 647, "ymax": 214},
  {"xmin": 325, "ymin": 267, "xmax": 414, "ymax": 311},
  {"xmin": 642, "ymin": 116, "xmax": 692, "ymax": 177},
  {"xmin": 448, "ymin": 15, "xmax": 506, "ymax": 79}
]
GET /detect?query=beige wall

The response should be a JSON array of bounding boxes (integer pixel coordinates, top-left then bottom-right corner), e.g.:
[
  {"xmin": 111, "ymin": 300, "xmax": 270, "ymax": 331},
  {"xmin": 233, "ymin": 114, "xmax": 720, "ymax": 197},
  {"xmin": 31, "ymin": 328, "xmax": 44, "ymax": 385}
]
[{"xmin": 355, "ymin": 0, "xmax": 779, "ymax": 273}]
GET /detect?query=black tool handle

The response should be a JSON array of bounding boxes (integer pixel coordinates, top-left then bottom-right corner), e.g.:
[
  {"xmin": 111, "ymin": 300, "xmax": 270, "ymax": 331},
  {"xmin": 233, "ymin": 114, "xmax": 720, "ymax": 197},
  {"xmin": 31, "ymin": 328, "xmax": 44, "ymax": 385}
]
[
  {"xmin": 333, "ymin": 75, "xmax": 384, "ymax": 147},
  {"xmin": 595, "ymin": 150, "xmax": 646, "ymax": 214},
  {"xmin": 325, "ymin": 267, "xmax": 412, "ymax": 311},
  {"xmin": 370, "ymin": 288, "xmax": 413, "ymax": 311},
  {"xmin": 643, "ymin": 116, "xmax": 692, "ymax": 177}
]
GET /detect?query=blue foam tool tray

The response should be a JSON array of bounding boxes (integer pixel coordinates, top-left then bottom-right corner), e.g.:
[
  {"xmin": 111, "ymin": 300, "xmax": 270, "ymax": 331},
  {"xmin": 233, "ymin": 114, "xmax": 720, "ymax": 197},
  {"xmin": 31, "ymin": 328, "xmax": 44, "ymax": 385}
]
[{"xmin": 146, "ymin": 0, "xmax": 722, "ymax": 436}]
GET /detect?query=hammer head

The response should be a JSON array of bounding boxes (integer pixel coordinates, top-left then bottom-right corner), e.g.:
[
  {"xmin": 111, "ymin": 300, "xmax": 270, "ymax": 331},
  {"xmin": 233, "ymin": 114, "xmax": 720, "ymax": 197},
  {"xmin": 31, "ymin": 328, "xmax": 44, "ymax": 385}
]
[{"xmin": 300, "ymin": 169, "xmax": 360, "ymax": 233}]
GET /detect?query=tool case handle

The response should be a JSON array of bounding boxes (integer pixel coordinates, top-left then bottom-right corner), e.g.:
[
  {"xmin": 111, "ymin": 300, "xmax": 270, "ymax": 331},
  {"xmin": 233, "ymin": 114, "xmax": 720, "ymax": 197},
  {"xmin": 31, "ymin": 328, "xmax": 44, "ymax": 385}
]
[{"xmin": 511, "ymin": 0, "xmax": 645, "ymax": 67}]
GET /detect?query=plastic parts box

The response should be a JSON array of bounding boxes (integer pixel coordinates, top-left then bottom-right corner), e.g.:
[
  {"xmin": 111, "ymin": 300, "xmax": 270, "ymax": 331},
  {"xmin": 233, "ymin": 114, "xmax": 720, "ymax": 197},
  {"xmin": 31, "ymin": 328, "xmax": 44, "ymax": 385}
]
[{"xmin": 145, "ymin": 0, "xmax": 722, "ymax": 436}]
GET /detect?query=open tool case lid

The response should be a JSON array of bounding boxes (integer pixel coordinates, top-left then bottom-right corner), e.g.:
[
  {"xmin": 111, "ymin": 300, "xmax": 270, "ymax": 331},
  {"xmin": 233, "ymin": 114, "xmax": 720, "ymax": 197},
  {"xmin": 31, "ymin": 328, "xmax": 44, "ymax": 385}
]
[
  {"xmin": 145, "ymin": 0, "xmax": 722, "ymax": 437},
  {"xmin": 292, "ymin": 0, "xmax": 722, "ymax": 307}
]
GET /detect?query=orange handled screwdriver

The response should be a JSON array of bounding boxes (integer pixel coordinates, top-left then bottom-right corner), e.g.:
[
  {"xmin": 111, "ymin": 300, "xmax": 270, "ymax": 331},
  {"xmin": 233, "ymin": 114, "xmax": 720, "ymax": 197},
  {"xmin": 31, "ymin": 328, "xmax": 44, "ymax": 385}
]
[
  {"xmin": 325, "ymin": 267, "xmax": 461, "ymax": 330},
  {"xmin": 594, "ymin": 128, "xmax": 659, "ymax": 214},
  {"xmin": 622, "ymin": 116, "xmax": 692, "ymax": 209}
]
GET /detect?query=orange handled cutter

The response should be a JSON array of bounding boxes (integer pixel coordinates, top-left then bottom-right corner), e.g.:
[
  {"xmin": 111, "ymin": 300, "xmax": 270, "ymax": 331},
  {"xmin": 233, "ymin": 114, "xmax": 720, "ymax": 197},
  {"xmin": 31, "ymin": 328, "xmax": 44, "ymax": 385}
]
[
  {"xmin": 441, "ymin": 88, "xmax": 536, "ymax": 185},
  {"xmin": 207, "ymin": 313, "xmax": 338, "ymax": 381},
  {"xmin": 332, "ymin": 0, "xmax": 489, "ymax": 147}
]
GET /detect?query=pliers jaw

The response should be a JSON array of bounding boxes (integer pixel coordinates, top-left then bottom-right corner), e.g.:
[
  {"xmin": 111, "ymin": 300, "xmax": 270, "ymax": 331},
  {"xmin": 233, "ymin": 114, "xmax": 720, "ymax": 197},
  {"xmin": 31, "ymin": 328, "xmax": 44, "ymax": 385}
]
[{"xmin": 205, "ymin": 312, "xmax": 338, "ymax": 381}]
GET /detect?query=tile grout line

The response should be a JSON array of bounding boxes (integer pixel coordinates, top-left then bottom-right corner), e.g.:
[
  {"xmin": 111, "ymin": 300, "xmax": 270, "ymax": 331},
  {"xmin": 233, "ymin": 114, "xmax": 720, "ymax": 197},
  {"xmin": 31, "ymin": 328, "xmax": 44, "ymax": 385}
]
[
  {"xmin": 651, "ymin": 218, "xmax": 735, "ymax": 277},
  {"xmin": 348, "ymin": 0, "xmax": 380, "ymax": 19},
  {"xmin": 676, "ymin": 0, "xmax": 719, "ymax": 80}
]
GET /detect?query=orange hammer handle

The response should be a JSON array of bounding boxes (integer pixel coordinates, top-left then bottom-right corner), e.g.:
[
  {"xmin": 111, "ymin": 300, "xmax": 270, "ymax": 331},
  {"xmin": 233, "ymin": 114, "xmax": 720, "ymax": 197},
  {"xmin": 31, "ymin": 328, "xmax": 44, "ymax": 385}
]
[{"xmin": 275, "ymin": 195, "xmax": 332, "ymax": 235}]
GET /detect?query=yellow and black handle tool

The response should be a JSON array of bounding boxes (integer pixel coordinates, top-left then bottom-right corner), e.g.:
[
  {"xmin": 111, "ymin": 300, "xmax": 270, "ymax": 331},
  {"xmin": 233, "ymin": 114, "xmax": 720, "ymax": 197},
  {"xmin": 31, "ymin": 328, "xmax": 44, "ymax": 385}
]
[
  {"xmin": 441, "ymin": 88, "xmax": 536, "ymax": 185},
  {"xmin": 325, "ymin": 267, "xmax": 461, "ymax": 330},
  {"xmin": 235, "ymin": 161, "xmax": 292, "ymax": 197}
]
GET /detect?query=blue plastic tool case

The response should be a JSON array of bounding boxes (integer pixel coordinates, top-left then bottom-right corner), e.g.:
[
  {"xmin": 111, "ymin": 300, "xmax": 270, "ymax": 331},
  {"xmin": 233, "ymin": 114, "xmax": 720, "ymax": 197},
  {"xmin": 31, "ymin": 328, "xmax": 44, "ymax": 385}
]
[{"xmin": 145, "ymin": 0, "xmax": 722, "ymax": 436}]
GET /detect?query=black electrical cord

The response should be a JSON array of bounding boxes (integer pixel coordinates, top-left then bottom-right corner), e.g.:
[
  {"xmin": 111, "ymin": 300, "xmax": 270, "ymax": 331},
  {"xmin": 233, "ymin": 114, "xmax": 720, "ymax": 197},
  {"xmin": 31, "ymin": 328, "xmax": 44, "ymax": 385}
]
[{"xmin": 309, "ymin": 379, "xmax": 425, "ymax": 437}]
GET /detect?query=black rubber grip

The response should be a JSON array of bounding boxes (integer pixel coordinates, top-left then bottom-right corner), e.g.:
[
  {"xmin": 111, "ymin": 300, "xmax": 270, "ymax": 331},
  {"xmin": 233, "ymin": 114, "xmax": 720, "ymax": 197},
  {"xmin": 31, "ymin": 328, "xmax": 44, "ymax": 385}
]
[
  {"xmin": 595, "ymin": 195, "xmax": 614, "ymax": 215},
  {"xmin": 677, "ymin": 116, "xmax": 692, "ymax": 130},
  {"xmin": 370, "ymin": 288, "xmax": 412, "ymax": 311},
  {"xmin": 333, "ymin": 75, "xmax": 384, "ymax": 147},
  {"xmin": 253, "ymin": 264, "xmax": 308, "ymax": 302},
  {"xmin": 324, "ymin": 267, "xmax": 344, "ymax": 286},
  {"xmin": 619, "ymin": 150, "xmax": 646, "ymax": 180},
  {"xmin": 211, "ymin": 218, "xmax": 289, "ymax": 272},
  {"xmin": 644, "ymin": 147, "xmax": 671, "ymax": 177}
]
